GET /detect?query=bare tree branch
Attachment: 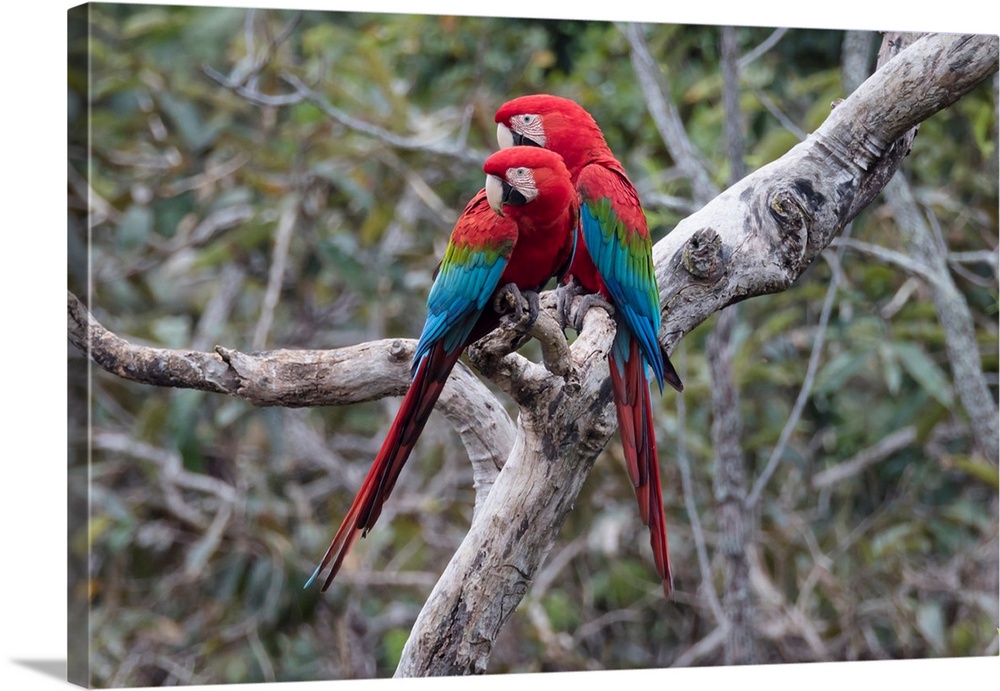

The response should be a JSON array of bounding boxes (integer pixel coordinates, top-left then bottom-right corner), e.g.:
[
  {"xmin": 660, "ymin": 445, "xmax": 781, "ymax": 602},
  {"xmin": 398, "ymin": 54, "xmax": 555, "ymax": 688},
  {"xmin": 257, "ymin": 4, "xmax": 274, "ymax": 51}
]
[
  {"xmin": 811, "ymin": 426, "xmax": 919, "ymax": 489},
  {"xmin": 203, "ymin": 13, "xmax": 487, "ymax": 168},
  {"xmin": 739, "ymin": 28, "xmax": 789, "ymax": 69},
  {"xmin": 253, "ymin": 199, "xmax": 299, "ymax": 350},
  {"xmin": 746, "ymin": 245, "xmax": 846, "ymax": 509},
  {"xmin": 394, "ymin": 306, "xmax": 620, "ymax": 676},
  {"xmin": 830, "ymin": 236, "xmax": 939, "ymax": 283},
  {"xmin": 278, "ymin": 73, "xmax": 488, "ymax": 167},
  {"xmin": 709, "ymin": 25, "xmax": 755, "ymax": 667},
  {"xmin": 884, "ymin": 175, "xmax": 1000, "ymax": 464},
  {"xmin": 619, "ymin": 22, "xmax": 720, "ymax": 204},
  {"xmin": 674, "ymin": 354, "xmax": 725, "ymax": 624},
  {"xmin": 68, "ymin": 289, "xmax": 515, "ymax": 505}
]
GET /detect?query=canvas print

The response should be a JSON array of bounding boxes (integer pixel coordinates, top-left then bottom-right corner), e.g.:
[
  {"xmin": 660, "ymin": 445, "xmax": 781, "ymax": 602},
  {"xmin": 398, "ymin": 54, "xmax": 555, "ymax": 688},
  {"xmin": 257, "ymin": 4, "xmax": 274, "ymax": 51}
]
[{"xmin": 67, "ymin": 2, "xmax": 999, "ymax": 687}]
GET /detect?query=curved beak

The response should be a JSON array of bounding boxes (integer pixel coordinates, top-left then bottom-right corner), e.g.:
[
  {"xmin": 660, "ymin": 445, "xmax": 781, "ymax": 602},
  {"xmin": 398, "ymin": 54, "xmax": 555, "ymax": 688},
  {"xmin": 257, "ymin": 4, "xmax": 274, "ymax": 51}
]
[
  {"xmin": 485, "ymin": 174, "xmax": 505, "ymax": 216},
  {"xmin": 496, "ymin": 122, "xmax": 514, "ymax": 150},
  {"xmin": 496, "ymin": 121, "xmax": 542, "ymax": 149}
]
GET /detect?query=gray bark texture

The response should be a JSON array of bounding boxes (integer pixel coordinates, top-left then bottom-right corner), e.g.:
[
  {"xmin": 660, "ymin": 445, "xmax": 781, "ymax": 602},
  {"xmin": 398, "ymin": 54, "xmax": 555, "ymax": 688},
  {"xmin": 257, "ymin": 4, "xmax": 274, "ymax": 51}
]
[{"xmin": 712, "ymin": 25, "xmax": 755, "ymax": 667}]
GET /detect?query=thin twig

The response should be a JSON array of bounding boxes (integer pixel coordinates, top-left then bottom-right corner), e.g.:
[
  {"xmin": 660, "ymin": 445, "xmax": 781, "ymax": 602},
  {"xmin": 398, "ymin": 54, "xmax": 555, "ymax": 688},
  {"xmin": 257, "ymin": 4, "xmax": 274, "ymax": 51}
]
[
  {"xmin": 748, "ymin": 84, "xmax": 808, "ymax": 141},
  {"xmin": 884, "ymin": 173, "xmax": 1000, "ymax": 464},
  {"xmin": 191, "ymin": 264, "xmax": 247, "ymax": 352},
  {"xmin": 710, "ymin": 26, "xmax": 755, "ymax": 666},
  {"xmin": 278, "ymin": 73, "xmax": 486, "ymax": 166},
  {"xmin": 811, "ymin": 426, "xmax": 918, "ymax": 489},
  {"xmin": 69, "ymin": 290, "xmax": 515, "ymax": 501},
  {"xmin": 202, "ymin": 63, "xmax": 305, "ymax": 106},
  {"xmin": 670, "ymin": 625, "xmax": 727, "ymax": 667},
  {"xmin": 253, "ymin": 199, "xmax": 299, "ymax": 349},
  {"xmin": 831, "ymin": 236, "xmax": 940, "ymax": 284},
  {"xmin": 619, "ymin": 21, "xmax": 719, "ymax": 204},
  {"xmin": 738, "ymin": 28, "xmax": 789, "ymax": 69}
]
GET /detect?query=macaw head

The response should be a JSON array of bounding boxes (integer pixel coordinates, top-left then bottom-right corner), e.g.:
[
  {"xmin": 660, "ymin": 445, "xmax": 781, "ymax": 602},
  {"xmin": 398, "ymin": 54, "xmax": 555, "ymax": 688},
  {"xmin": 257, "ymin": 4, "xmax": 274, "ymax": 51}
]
[
  {"xmin": 483, "ymin": 146, "xmax": 574, "ymax": 223},
  {"xmin": 494, "ymin": 94, "xmax": 607, "ymax": 176}
]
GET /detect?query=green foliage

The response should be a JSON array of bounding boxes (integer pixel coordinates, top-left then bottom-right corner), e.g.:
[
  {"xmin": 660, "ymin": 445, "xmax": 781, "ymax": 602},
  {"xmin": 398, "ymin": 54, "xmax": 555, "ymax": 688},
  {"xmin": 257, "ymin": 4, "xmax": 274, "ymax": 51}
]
[{"xmin": 69, "ymin": 5, "xmax": 998, "ymax": 684}]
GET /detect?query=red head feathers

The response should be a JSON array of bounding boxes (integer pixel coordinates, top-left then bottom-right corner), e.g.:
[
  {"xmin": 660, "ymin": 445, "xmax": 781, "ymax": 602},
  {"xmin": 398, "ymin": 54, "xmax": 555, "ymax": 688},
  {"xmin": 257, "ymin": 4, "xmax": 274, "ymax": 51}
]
[
  {"xmin": 482, "ymin": 146, "xmax": 576, "ymax": 227},
  {"xmin": 494, "ymin": 94, "xmax": 612, "ymax": 177}
]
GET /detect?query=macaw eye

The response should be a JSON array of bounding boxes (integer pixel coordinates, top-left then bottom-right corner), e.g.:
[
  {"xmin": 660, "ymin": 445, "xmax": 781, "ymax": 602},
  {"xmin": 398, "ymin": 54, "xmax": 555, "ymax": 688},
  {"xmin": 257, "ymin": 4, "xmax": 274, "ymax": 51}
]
[
  {"xmin": 521, "ymin": 115, "xmax": 532, "ymax": 124},
  {"xmin": 504, "ymin": 165, "xmax": 538, "ymax": 203}
]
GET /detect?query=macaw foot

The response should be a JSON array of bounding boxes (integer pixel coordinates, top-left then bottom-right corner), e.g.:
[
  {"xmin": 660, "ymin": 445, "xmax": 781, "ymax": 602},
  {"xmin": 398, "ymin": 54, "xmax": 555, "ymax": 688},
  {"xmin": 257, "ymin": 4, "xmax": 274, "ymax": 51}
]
[
  {"xmin": 570, "ymin": 292, "xmax": 615, "ymax": 333},
  {"xmin": 555, "ymin": 277, "xmax": 587, "ymax": 331},
  {"xmin": 494, "ymin": 283, "xmax": 541, "ymax": 336},
  {"xmin": 556, "ymin": 278, "xmax": 616, "ymax": 332}
]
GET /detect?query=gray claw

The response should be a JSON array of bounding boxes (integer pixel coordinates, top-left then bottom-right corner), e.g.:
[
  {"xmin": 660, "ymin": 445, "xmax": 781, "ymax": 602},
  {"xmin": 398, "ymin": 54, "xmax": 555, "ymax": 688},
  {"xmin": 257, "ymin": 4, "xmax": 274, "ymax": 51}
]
[
  {"xmin": 493, "ymin": 283, "xmax": 539, "ymax": 337},
  {"xmin": 571, "ymin": 293, "xmax": 615, "ymax": 332},
  {"xmin": 556, "ymin": 278, "xmax": 587, "ymax": 331}
]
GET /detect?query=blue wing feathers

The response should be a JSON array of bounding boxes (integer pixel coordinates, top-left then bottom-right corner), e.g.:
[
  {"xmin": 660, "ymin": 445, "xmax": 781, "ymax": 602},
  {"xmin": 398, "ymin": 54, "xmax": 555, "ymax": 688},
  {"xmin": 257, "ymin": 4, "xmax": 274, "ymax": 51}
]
[
  {"xmin": 580, "ymin": 199, "xmax": 665, "ymax": 392},
  {"xmin": 412, "ymin": 246, "xmax": 509, "ymax": 374}
]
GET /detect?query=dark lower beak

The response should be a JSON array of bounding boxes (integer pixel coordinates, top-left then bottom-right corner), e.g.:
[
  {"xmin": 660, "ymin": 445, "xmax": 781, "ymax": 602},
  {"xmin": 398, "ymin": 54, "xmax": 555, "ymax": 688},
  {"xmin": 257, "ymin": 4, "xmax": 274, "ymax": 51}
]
[
  {"xmin": 512, "ymin": 132, "xmax": 542, "ymax": 148},
  {"xmin": 501, "ymin": 181, "xmax": 528, "ymax": 206}
]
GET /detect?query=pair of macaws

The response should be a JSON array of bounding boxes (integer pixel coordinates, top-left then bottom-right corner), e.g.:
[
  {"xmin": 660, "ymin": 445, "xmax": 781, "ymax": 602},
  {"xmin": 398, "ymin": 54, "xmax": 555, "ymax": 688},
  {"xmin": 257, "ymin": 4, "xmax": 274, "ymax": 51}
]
[{"xmin": 307, "ymin": 95, "xmax": 683, "ymax": 598}]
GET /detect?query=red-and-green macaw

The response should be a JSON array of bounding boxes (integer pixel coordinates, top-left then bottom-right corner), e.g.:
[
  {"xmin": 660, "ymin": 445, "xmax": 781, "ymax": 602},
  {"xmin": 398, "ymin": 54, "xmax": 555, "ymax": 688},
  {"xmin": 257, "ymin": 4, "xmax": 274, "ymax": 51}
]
[
  {"xmin": 307, "ymin": 146, "xmax": 578, "ymax": 591},
  {"xmin": 495, "ymin": 94, "xmax": 683, "ymax": 597}
]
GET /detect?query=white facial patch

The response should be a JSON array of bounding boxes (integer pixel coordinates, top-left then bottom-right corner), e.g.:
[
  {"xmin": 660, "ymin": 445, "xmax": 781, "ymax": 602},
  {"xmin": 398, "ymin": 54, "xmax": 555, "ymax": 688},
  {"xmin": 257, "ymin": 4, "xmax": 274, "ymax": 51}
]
[
  {"xmin": 506, "ymin": 166, "xmax": 538, "ymax": 202},
  {"xmin": 510, "ymin": 113, "xmax": 545, "ymax": 147}
]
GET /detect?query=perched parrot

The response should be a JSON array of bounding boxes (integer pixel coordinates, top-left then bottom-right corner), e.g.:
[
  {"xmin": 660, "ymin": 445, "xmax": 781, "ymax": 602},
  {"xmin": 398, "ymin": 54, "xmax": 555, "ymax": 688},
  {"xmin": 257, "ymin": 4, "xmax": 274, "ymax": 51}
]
[
  {"xmin": 495, "ymin": 94, "xmax": 684, "ymax": 597},
  {"xmin": 307, "ymin": 146, "xmax": 578, "ymax": 591}
]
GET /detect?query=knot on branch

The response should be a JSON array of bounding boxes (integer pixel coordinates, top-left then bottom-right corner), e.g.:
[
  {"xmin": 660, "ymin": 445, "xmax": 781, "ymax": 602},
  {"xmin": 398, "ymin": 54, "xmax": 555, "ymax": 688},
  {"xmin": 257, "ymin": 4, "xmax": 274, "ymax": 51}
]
[
  {"xmin": 682, "ymin": 227, "xmax": 724, "ymax": 280},
  {"xmin": 388, "ymin": 339, "xmax": 410, "ymax": 362},
  {"xmin": 767, "ymin": 185, "xmax": 815, "ymax": 273}
]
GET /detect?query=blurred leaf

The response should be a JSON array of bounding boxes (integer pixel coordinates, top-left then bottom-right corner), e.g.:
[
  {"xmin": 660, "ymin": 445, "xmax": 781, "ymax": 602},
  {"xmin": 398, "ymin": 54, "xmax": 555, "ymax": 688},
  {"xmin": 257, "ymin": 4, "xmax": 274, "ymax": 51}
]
[
  {"xmin": 916, "ymin": 601, "xmax": 947, "ymax": 654},
  {"xmin": 122, "ymin": 8, "xmax": 176, "ymax": 38},
  {"xmin": 878, "ymin": 340, "xmax": 902, "ymax": 395},
  {"xmin": 381, "ymin": 628, "xmax": 410, "ymax": 671},
  {"xmin": 158, "ymin": 91, "xmax": 224, "ymax": 150},
  {"xmin": 542, "ymin": 591, "xmax": 580, "ymax": 631},
  {"xmin": 893, "ymin": 341, "xmax": 955, "ymax": 407},
  {"xmin": 871, "ymin": 523, "xmax": 914, "ymax": 559},
  {"xmin": 814, "ymin": 348, "xmax": 869, "ymax": 394},
  {"xmin": 950, "ymin": 455, "xmax": 1000, "ymax": 489},
  {"xmin": 150, "ymin": 315, "xmax": 191, "ymax": 348},
  {"xmin": 117, "ymin": 204, "xmax": 153, "ymax": 251}
]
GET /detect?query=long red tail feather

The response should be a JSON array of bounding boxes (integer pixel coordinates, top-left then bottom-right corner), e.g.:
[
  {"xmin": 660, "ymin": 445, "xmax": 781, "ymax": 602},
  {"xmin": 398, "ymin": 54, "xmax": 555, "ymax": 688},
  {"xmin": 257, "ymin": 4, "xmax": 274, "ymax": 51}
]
[
  {"xmin": 608, "ymin": 337, "xmax": 674, "ymax": 598},
  {"xmin": 309, "ymin": 342, "xmax": 463, "ymax": 591}
]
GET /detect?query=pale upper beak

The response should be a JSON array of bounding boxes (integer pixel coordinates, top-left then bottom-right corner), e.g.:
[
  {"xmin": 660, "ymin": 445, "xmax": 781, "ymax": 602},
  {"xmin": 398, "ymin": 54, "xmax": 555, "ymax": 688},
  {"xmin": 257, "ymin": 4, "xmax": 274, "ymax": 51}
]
[
  {"xmin": 496, "ymin": 122, "xmax": 514, "ymax": 150},
  {"xmin": 485, "ymin": 174, "xmax": 504, "ymax": 216}
]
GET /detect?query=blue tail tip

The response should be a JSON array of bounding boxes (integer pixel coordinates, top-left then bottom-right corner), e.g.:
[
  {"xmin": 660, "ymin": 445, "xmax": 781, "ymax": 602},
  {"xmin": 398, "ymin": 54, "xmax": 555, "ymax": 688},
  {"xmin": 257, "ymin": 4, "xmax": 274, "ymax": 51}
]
[{"xmin": 303, "ymin": 564, "xmax": 322, "ymax": 590}]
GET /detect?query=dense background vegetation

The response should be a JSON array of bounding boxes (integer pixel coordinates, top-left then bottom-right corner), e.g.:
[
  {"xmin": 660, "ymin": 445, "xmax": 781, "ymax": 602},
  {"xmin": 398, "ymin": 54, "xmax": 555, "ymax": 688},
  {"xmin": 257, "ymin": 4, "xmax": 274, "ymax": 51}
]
[{"xmin": 67, "ymin": 4, "xmax": 997, "ymax": 685}]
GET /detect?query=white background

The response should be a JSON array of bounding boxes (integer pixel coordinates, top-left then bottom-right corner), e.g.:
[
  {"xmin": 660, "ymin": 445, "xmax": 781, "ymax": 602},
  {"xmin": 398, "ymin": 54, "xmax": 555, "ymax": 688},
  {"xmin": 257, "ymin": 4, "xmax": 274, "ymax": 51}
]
[{"xmin": 3, "ymin": 1, "xmax": 996, "ymax": 689}]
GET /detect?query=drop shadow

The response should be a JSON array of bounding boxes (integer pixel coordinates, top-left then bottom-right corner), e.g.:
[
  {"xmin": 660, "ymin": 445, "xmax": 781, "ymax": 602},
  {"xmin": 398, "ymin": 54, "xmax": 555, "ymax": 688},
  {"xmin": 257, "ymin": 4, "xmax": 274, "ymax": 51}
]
[{"xmin": 11, "ymin": 659, "xmax": 66, "ymax": 681}]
